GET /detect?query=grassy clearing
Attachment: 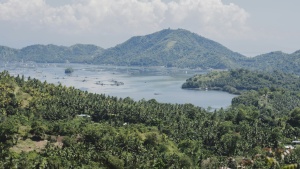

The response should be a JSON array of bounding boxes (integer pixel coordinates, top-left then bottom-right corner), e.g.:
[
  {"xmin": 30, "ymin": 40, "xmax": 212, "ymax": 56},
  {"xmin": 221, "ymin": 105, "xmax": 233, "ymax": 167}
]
[
  {"xmin": 10, "ymin": 139, "xmax": 48, "ymax": 153},
  {"xmin": 14, "ymin": 86, "xmax": 32, "ymax": 108}
]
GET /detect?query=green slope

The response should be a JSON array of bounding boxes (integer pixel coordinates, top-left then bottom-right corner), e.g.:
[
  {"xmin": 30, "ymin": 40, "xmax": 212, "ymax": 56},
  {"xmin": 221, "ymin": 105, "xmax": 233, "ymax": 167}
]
[
  {"xmin": 0, "ymin": 46, "xmax": 19, "ymax": 61},
  {"xmin": 19, "ymin": 44, "xmax": 104, "ymax": 63},
  {"xmin": 182, "ymin": 69, "xmax": 300, "ymax": 94},
  {"xmin": 1, "ymin": 28, "xmax": 300, "ymax": 74},
  {"xmin": 242, "ymin": 51, "xmax": 300, "ymax": 74},
  {"xmin": 0, "ymin": 44, "xmax": 104, "ymax": 63},
  {"xmin": 2, "ymin": 70, "xmax": 300, "ymax": 168},
  {"xmin": 94, "ymin": 28, "xmax": 246, "ymax": 69}
]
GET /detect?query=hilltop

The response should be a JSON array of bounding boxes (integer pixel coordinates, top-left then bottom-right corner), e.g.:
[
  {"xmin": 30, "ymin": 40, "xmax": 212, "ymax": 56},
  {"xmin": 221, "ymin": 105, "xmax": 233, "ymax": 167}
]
[
  {"xmin": 0, "ymin": 29, "xmax": 246, "ymax": 69},
  {"xmin": 182, "ymin": 69, "xmax": 300, "ymax": 94},
  {"xmin": 1, "ymin": 28, "xmax": 300, "ymax": 74},
  {"xmin": 0, "ymin": 44, "xmax": 104, "ymax": 63},
  {"xmin": 0, "ymin": 46, "xmax": 19, "ymax": 61},
  {"xmin": 93, "ymin": 29, "xmax": 246, "ymax": 69},
  {"xmin": 242, "ymin": 51, "xmax": 300, "ymax": 74}
]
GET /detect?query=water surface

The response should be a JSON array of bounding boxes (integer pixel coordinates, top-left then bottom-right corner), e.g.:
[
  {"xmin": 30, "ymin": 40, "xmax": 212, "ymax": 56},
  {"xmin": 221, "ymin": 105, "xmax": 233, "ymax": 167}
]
[{"xmin": 1, "ymin": 62, "xmax": 236, "ymax": 109}]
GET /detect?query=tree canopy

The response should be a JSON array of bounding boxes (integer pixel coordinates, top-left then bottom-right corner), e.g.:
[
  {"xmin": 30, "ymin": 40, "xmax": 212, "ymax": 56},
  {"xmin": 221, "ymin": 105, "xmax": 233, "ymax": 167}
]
[{"xmin": 1, "ymin": 69, "xmax": 300, "ymax": 168}]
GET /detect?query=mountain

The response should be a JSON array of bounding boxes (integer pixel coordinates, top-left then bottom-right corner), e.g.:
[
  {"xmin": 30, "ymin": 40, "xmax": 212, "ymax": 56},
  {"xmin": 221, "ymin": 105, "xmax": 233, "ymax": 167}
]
[
  {"xmin": 19, "ymin": 44, "xmax": 104, "ymax": 63},
  {"xmin": 93, "ymin": 29, "xmax": 246, "ymax": 69},
  {"xmin": 0, "ymin": 44, "xmax": 104, "ymax": 63},
  {"xmin": 241, "ymin": 51, "xmax": 300, "ymax": 74},
  {"xmin": 0, "ymin": 46, "xmax": 19, "ymax": 62},
  {"xmin": 1, "ymin": 28, "xmax": 300, "ymax": 74}
]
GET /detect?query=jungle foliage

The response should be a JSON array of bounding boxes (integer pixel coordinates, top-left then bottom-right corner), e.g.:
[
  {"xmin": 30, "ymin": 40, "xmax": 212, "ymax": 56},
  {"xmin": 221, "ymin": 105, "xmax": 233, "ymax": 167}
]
[
  {"xmin": 0, "ymin": 44, "xmax": 103, "ymax": 63},
  {"xmin": 182, "ymin": 69, "xmax": 300, "ymax": 94},
  {"xmin": 1, "ymin": 69, "xmax": 300, "ymax": 168}
]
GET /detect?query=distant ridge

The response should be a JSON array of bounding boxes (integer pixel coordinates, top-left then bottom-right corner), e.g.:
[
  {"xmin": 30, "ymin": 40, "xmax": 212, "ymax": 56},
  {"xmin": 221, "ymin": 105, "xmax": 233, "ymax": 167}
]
[
  {"xmin": 0, "ymin": 46, "xmax": 19, "ymax": 61},
  {"xmin": 0, "ymin": 44, "xmax": 104, "ymax": 63},
  {"xmin": 1, "ymin": 28, "xmax": 300, "ymax": 74},
  {"xmin": 93, "ymin": 28, "xmax": 246, "ymax": 69},
  {"xmin": 242, "ymin": 51, "xmax": 300, "ymax": 74}
]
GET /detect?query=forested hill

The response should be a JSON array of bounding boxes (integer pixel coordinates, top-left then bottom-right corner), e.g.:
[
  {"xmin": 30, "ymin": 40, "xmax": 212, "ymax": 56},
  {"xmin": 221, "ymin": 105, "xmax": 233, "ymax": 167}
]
[
  {"xmin": 242, "ymin": 51, "xmax": 300, "ymax": 74},
  {"xmin": 182, "ymin": 69, "xmax": 300, "ymax": 94},
  {"xmin": 1, "ymin": 28, "xmax": 300, "ymax": 74},
  {"xmin": 93, "ymin": 29, "xmax": 246, "ymax": 69},
  {"xmin": 0, "ymin": 46, "xmax": 19, "ymax": 61},
  {"xmin": 0, "ymin": 29, "xmax": 246, "ymax": 69},
  {"xmin": 0, "ymin": 44, "xmax": 104, "ymax": 63},
  {"xmin": 2, "ymin": 70, "xmax": 300, "ymax": 168}
]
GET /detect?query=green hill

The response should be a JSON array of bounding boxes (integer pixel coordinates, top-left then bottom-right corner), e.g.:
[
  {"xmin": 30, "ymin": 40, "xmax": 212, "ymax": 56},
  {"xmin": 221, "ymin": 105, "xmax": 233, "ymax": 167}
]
[
  {"xmin": 242, "ymin": 51, "xmax": 300, "ymax": 74},
  {"xmin": 0, "ymin": 46, "xmax": 19, "ymax": 61},
  {"xmin": 1, "ymin": 70, "xmax": 300, "ymax": 168},
  {"xmin": 0, "ymin": 44, "xmax": 104, "ymax": 63},
  {"xmin": 19, "ymin": 44, "xmax": 103, "ymax": 63},
  {"xmin": 94, "ymin": 28, "xmax": 246, "ymax": 69},
  {"xmin": 182, "ymin": 69, "xmax": 300, "ymax": 94},
  {"xmin": 1, "ymin": 28, "xmax": 300, "ymax": 74},
  {"xmin": 182, "ymin": 68, "xmax": 300, "ymax": 115}
]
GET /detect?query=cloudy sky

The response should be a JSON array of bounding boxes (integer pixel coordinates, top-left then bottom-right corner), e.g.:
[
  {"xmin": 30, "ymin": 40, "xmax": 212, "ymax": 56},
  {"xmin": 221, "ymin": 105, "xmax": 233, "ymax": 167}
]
[{"xmin": 0, "ymin": 0, "xmax": 299, "ymax": 56}]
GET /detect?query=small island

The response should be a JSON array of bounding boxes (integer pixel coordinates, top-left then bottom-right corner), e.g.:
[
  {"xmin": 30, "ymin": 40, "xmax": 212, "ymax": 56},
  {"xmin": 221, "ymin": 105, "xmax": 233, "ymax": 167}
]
[
  {"xmin": 95, "ymin": 79, "xmax": 124, "ymax": 86},
  {"xmin": 182, "ymin": 69, "xmax": 300, "ymax": 94},
  {"xmin": 65, "ymin": 67, "xmax": 74, "ymax": 74}
]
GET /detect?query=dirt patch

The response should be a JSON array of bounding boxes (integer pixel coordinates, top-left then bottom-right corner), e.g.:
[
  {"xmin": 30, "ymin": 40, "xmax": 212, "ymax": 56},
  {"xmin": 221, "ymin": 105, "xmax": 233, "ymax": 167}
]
[
  {"xmin": 10, "ymin": 139, "xmax": 48, "ymax": 153},
  {"xmin": 53, "ymin": 135, "xmax": 64, "ymax": 148}
]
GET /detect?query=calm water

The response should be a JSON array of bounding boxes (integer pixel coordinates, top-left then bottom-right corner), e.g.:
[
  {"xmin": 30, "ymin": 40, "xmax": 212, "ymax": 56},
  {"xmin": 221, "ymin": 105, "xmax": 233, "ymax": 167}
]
[{"xmin": 1, "ymin": 62, "xmax": 236, "ymax": 109}]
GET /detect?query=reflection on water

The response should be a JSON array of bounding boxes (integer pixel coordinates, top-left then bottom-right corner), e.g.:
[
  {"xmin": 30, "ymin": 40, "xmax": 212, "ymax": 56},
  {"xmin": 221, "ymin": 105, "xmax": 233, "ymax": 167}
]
[{"xmin": 0, "ymin": 62, "xmax": 236, "ymax": 109}]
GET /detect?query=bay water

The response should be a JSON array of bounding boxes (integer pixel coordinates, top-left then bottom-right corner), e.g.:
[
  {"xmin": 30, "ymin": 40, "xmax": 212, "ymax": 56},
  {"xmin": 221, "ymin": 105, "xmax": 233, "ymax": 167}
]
[{"xmin": 1, "ymin": 62, "xmax": 236, "ymax": 109}]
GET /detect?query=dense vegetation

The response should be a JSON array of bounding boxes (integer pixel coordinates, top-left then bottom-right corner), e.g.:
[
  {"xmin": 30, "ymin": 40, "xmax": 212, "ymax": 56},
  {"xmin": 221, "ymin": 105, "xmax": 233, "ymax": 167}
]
[
  {"xmin": 0, "ymin": 46, "xmax": 19, "ymax": 61},
  {"xmin": 1, "ymin": 28, "xmax": 300, "ymax": 168},
  {"xmin": 0, "ymin": 29, "xmax": 245, "ymax": 69},
  {"xmin": 64, "ymin": 67, "xmax": 74, "ymax": 74},
  {"xmin": 1, "ymin": 69, "xmax": 300, "ymax": 168},
  {"xmin": 241, "ymin": 50, "xmax": 300, "ymax": 75},
  {"xmin": 93, "ymin": 29, "xmax": 245, "ymax": 69},
  {"xmin": 182, "ymin": 69, "xmax": 300, "ymax": 94},
  {"xmin": 0, "ymin": 44, "xmax": 103, "ymax": 63}
]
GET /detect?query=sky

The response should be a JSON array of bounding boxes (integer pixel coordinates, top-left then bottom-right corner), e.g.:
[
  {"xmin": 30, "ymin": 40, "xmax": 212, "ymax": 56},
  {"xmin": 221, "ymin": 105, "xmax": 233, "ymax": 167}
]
[{"xmin": 0, "ymin": 0, "xmax": 299, "ymax": 57}]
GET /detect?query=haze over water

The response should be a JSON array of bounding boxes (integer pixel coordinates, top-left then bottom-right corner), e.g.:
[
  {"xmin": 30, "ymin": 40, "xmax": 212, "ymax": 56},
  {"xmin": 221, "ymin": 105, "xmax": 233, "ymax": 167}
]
[{"xmin": 1, "ymin": 62, "xmax": 236, "ymax": 109}]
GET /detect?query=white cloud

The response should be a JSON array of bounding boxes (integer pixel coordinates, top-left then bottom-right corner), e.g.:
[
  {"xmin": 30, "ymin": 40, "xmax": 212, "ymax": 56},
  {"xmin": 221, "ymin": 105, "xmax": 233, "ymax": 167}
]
[
  {"xmin": 166, "ymin": 0, "xmax": 249, "ymax": 37},
  {"xmin": 0, "ymin": 0, "xmax": 249, "ymax": 44},
  {"xmin": 0, "ymin": 0, "xmax": 45, "ymax": 21}
]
